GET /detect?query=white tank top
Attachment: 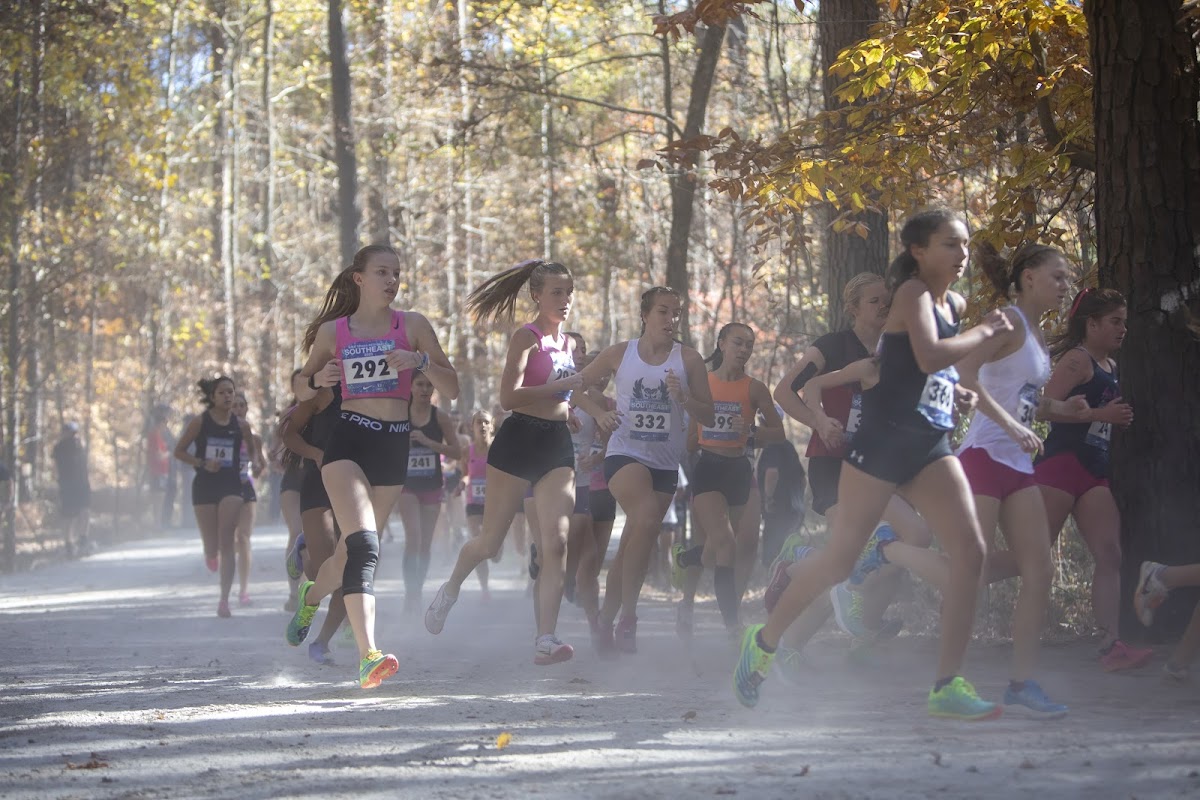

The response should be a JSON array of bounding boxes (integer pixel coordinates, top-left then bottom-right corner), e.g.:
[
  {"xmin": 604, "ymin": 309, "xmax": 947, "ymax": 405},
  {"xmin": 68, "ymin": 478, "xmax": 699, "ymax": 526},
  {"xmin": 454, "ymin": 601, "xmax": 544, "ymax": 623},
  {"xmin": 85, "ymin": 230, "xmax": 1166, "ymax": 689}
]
[
  {"xmin": 959, "ymin": 306, "xmax": 1051, "ymax": 473},
  {"xmin": 606, "ymin": 340, "xmax": 689, "ymax": 471},
  {"xmin": 571, "ymin": 406, "xmax": 597, "ymax": 488}
]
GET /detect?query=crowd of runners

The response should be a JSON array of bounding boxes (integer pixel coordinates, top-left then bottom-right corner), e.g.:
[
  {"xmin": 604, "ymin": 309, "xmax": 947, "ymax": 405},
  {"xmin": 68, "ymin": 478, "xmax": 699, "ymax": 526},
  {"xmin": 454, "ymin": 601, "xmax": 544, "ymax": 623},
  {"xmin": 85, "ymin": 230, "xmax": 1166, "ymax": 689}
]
[{"xmin": 171, "ymin": 209, "xmax": 1200, "ymax": 719}]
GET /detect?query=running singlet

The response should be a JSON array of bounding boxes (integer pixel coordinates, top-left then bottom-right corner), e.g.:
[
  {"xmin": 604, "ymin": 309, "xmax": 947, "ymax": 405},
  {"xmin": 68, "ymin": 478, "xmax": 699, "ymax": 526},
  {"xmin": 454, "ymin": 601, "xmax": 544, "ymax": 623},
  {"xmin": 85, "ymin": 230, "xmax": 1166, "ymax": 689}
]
[
  {"xmin": 959, "ymin": 306, "xmax": 1051, "ymax": 472},
  {"xmin": 335, "ymin": 309, "xmax": 414, "ymax": 401},
  {"xmin": 794, "ymin": 329, "xmax": 870, "ymax": 459},
  {"xmin": 1039, "ymin": 351, "xmax": 1119, "ymax": 478},
  {"xmin": 697, "ymin": 373, "xmax": 752, "ymax": 449},
  {"xmin": 571, "ymin": 406, "xmax": 598, "ymax": 488},
  {"xmin": 521, "ymin": 323, "xmax": 575, "ymax": 402},
  {"xmin": 864, "ymin": 300, "xmax": 961, "ymax": 433},
  {"xmin": 406, "ymin": 408, "xmax": 445, "ymax": 488},
  {"xmin": 194, "ymin": 411, "xmax": 242, "ymax": 475},
  {"xmin": 239, "ymin": 442, "xmax": 254, "ymax": 485},
  {"xmin": 466, "ymin": 442, "xmax": 488, "ymax": 505},
  {"xmin": 303, "ymin": 384, "xmax": 343, "ymax": 468},
  {"xmin": 607, "ymin": 341, "xmax": 689, "ymax": 470}
]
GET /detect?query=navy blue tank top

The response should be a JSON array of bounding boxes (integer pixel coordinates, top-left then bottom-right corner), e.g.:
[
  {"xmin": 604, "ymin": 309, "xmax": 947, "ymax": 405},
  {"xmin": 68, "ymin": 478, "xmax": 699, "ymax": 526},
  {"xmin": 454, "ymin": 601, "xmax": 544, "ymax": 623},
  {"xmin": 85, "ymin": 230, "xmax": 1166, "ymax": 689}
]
[
  {"xmin": 405, "ymin": 408, "xmax": 445, "ymax": 491},
  {"xmin": 194, "ymin": 411, "xmax": 242, "ymax": 476},
  {"xmin": 1039, "ymin": 351, "xmax": 1118, "ymax": 478},
  {"xmin": 862, "ymin": 300, "xmax": 961, "ymax": 433}
]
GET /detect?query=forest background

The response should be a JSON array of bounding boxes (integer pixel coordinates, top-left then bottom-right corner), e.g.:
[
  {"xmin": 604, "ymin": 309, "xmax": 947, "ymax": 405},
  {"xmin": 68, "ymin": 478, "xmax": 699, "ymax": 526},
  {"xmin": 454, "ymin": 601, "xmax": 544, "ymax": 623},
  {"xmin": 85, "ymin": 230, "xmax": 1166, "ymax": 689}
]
[{"xmin": 2, "ymin": 0, "xmax": 1198, "ymax": 635}]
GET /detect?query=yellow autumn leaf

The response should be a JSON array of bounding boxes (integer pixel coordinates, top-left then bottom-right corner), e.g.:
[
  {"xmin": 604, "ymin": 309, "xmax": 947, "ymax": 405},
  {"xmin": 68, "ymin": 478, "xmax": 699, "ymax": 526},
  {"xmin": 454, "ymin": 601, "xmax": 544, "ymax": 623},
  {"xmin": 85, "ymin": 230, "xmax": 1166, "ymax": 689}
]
[{"xmin": 496, "ymin": 732, "xmax": 512, "ymax": 749}]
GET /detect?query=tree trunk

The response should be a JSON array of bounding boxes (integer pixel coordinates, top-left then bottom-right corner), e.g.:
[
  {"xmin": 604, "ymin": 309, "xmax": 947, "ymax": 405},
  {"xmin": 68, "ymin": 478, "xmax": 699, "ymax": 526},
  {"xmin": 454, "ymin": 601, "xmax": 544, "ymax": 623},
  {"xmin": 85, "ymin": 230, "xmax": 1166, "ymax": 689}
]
[
  {"xmin": 210, "ymin": 3, "xmax": 234, "ymax": 368},
  {"xmin": 329, "ymin": 0, "xmax": 361, "ymax": 266},
  {"xmin": 819, "ymin": 0, "xmax": 888, "ymax": 332},
  {"xmin": 664, "ymin": 21, "xmax": 726, "ymax": 346},
  {"xmin": 257, "ymin": 0, "xmax": 278, "ymax": 417},
  {"xmin": 540, "ymin": 8, "xmax": 555, "ymax": 261},
  {"xmin": 364, "ymin": 0, "xmax": 391, "ymax": 245},
  {"xmin": 1086, "ymin": 0, "xmax": 1200, "ymax": 637}
]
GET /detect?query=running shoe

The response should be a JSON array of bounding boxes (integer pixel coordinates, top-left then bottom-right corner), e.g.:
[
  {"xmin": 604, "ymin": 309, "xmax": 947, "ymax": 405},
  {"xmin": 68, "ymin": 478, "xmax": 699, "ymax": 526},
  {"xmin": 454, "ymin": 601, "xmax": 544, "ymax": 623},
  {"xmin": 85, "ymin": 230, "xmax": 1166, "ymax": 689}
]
[
  {"xmin": 424, "ymin": 582, "xmax": 458, "ymax": 635},
  {"xmin": 675, "ymin": 603, "xmax": 694, "ymax": 641},
  {"xmin": 670, "ymin": 543, "xmax": 688, "ymax": 590},
  {"xmin": 848, "ymin": 523, "xmax": 895, "ymax": 585},
  {"xmin": 829, "ymin": 581, "xmax": 866, "ymax": 638},
  {"xmin": 615, "ymin": 615, "xmax": 637, "ymax": 654},
  {"xmin": 205, "ymin": 556, "xmax": 219, "ymax": 573},
  {"xmin": 763, "ymin": 561, "xmax": 793, "ymax": 615},
  {"xmin": 359, "ymin": 649, "xmax": 399, "ymax": 689},
  {"xmin": 286, "ymin": 580, "xmax": 319, "ymax": 646},
  {"xmin": 534, "ymin": 634, "xmax": 575, "ymax": 665},
  {"xmin": 1163, "ymin": 661, "xmax": 1190, "ymax": 682},
  {"xmin": 733, "ymin": 624, "xmax": 775, "ymax": 708},
  {"xmin": 239, "ymin": 591, "xmax": 252, "ymax": 607},
  {"xmin": 285, "ymin": 534, "xmax": 305, "ymax": 581},
  {"xmin": 591, "ymin": 617, "xmax": 616, "ymax": 657},
  {"xmin": 217, "ymin": 599, "xmax": 232, "ymax": 618},
  {"xmin": 771, "ymin": 532, "xmax": 808, "ymax": 569},
  {"xmin": 773, "ymin": 646, "xmax": 807, "ymax": 686},
  {"xmin": 1099, "ymin": 639, "xmax": 1153, "ymax": 672},
  {"xmin": 308, "ymin": 641, "xmax": 335, "ymax": 666},
  {"xmin": 528, "ymin": 543, "xmax": 540, "ymax": 581},
  {"xmin": 927, "ymin": 677, "xmax": 1002, "ymax": 721},
  {"xmin": 1002, "ymin": 680, "xmax": 1068, "ymax": 719},
  {"xmin": 1134, "ymin": 561, "xmax": 1169, "ymax": 627}
]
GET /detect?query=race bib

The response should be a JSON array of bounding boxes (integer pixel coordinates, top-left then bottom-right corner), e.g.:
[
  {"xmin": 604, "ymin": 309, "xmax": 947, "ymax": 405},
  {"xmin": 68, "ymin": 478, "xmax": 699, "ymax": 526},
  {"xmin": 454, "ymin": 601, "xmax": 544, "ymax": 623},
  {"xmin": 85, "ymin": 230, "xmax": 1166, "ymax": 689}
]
[
  {"xmin": 1016, "ymin": 383, "xmax": 1040, "ymax": 427},
  {"xmin": 469, "ymin": 478, "xmax": 486, "ymax": 504},
  {"xmin": 205, "ymin": 437, "xmax": 235, "ymax": 468},
  {"xmin": 407, "ymin": 447, "xmax": 437, "ymax": 478},
  {"xmin": 629, "ymin": 378, "xmax": 672, "ymax": 443},
  {"xmin": 846, "ymin": 392, "xmax": 863, "ymax": 436},
  {"xmin": 916, "ymin": 367, "xmax": 958, "ymax": 431},
  {"xmin": 1086, "ymin": 420, "xmax": 1112, "ymax": 451},
  {"xmin": 341, "ymin": 339, "xmax": 398, "ymax": 396},
  {"xmin": 701, "ymin": 400, "xmax": 742, "ymax": 442},
  {"xmin": 550, "ymin": 349, "xmax": 576, "ymax": 400}
]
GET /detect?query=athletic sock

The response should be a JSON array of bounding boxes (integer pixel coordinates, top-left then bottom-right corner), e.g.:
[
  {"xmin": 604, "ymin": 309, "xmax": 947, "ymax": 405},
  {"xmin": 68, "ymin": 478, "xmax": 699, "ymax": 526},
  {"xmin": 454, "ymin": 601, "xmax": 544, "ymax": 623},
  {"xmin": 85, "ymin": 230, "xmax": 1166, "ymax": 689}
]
[
  {"xmin": 679, "ymin": 545, "xmax": 704, "ymax": 568},
  {"xmin": 933, "ymin": 676, "xmax": 957, "ymax": 693},
  {"xmin": 714, "ymin": 566, "xmax": 738, "ymax": 629},
  {"xmin": 755, "ymin": 628, "xmax": 776, "ymax": 654}
]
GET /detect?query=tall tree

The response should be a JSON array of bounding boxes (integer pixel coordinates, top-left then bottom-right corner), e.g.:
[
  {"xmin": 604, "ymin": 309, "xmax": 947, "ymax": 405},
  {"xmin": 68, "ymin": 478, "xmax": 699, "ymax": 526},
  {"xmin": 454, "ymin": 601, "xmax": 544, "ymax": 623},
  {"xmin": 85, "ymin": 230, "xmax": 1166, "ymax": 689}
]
[
  {"xmin": 819, "ymin": 0, "xmax": 887, "ymax": 331},
  {"xmin": 1086, "ymin": 0, "xmax": 1200, "ymax": 635},
  {"xmin": 329, "ymin": 0, "xmax": 360, "ymax": 265}
]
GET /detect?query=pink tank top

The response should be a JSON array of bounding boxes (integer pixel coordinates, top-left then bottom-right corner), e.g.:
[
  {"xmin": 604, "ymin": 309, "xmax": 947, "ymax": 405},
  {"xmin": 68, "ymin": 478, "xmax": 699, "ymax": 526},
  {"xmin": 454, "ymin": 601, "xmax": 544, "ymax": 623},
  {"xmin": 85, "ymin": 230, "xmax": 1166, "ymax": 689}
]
[
  {"xmin": 336, "ymin": 310, "xmax": 413, "ymax": 401},
  {"xmin": 466, "ymin": 442, "xmax": 488, "ymax": 505},
  {"xmin": 521, "ymin": 323, "xmax": 575, "ymax": 401}
]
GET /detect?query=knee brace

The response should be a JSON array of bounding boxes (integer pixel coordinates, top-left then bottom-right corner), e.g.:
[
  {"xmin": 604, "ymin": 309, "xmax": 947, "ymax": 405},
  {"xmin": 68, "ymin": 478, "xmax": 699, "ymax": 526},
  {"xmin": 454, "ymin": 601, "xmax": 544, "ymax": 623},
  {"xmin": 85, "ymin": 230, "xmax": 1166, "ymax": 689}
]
[{"xmin": 342, "ymin": 530, "xmax": 380, "ymax": 596}]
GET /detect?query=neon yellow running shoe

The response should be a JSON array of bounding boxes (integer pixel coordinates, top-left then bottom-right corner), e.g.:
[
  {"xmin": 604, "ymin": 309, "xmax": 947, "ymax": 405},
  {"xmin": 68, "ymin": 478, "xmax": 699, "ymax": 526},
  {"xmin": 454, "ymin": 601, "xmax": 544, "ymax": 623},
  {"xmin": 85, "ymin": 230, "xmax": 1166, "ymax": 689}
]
[
  {"xmin": 927, "ymin": 677, "xmax": 1002, "ymax": 721},
  {"xmin": 359, "ymin": 649, "xmax": 399, "ymax": 689},
  {"xmin": 286, "ymin": 580, "xmax": 318, "ymax": 646},
  {"xmin": 772, "ymin": 532, "xmax": 808, "ymax": 570},
  {"xmin": 733, "ymin": 624, "xmax": 775, "ymax": 708},
  {"xmin": 669, "ymin": 543, "xmax": 688, "ymax": 590}
]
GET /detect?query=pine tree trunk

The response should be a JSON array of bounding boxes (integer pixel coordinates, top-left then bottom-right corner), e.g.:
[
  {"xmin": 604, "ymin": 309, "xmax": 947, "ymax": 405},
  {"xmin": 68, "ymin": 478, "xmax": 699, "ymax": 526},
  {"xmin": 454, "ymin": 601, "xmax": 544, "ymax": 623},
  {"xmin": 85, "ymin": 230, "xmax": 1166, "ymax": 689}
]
[
  {"xmin": 329, "ymin": 0, "xmax": 360, "ymax": 266},
  {"xmin": 1086, "ymin": 0, "xmax": 1200, "ymax": 636},
  {"xmin": 257, "ymin": 0, "xmax": 278, "ymax": 418},
  {"xmin": 819, "ymin": 0, "xmax": 888, "ymax": 332}
]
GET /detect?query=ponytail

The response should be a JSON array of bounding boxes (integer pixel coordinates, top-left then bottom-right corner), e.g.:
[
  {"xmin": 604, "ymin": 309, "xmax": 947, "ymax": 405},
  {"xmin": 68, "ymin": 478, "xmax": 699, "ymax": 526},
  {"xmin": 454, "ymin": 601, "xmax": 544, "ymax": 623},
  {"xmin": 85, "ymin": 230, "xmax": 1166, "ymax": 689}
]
[
  {"xmin": 1049, "ymin": 287, "xmax": 1126, "ymax": 359},
  {"xmin": 302, "ymin": 244, "xmax": 398, "ymax": 354},
  {"xmin": 976, "ymin": 241, "xmax": 1064, "ymax": 298},
  {"xmin": 196, "ymin": 375, "xmax": 234, "ymax": 408},
  {"xmin": 466, "ymin": 259, "xmax": 572, "ymax": 325},
  {"xmin": 886, "ymin": 208, "xmax": 960, "ymax": 290}
]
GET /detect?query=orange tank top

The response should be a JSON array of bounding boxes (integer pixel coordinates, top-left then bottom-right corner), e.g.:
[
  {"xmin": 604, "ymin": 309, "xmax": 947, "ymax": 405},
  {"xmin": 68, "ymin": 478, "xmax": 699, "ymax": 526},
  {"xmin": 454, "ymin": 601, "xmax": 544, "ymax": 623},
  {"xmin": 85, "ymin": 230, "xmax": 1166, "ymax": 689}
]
[{"xmin": 697, "ymin": 373, "xmax": 752, "ymax": 448}]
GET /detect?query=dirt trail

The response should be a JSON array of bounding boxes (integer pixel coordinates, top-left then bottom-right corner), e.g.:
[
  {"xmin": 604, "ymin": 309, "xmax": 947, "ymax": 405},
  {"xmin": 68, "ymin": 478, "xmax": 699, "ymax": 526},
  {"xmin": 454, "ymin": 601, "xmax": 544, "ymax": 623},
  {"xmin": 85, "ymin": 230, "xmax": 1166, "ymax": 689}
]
[{"xmin": 2, "ymin": 525, "xmax": 1199, "ymax": 799}]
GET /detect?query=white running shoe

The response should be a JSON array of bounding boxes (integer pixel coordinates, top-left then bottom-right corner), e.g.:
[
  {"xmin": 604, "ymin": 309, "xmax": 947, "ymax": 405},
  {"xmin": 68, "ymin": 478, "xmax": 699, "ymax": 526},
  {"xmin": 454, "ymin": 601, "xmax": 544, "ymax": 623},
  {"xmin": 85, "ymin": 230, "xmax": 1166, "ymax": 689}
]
[
  {"xmin": 534, "ymin": 634, "xmax": 574, "ymax": 665},
  {"xmin": 424, "ymin": 582, "xmax": 458, "ymax": 635},
  {"xmin": 1134, "ymin": 561, "xmax": 1169, "ymax": 627}
]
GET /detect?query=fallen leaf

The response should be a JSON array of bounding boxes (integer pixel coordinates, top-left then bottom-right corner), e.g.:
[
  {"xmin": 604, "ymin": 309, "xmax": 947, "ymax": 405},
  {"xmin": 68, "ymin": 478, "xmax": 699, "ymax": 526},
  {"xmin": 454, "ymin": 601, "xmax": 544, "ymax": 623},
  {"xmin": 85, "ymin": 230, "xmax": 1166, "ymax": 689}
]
[
  {"xmin": 495, "ymin": 732, "xmax": 512, "ymax": 750},
  {"xmin": 796, "ymin": 766, "xmax": 810, "ymax": 777},
  {"xmin": 931, "ymin": 751, "xmax": 944, "ymax": 767},
  {"xmin": 1019, "ymin": 758, "xmax": 1036, "ymax": 769},
  {"xmin": 568, "ymin": 678, "xmax": 591, "ymax": 685},
  {"xmin": 66, "ymin": 759, "xmax": 108, "ymax": 770},
  {"xmin": 682, "ymin": 710, "xmax": 697, "ymax": 721}
]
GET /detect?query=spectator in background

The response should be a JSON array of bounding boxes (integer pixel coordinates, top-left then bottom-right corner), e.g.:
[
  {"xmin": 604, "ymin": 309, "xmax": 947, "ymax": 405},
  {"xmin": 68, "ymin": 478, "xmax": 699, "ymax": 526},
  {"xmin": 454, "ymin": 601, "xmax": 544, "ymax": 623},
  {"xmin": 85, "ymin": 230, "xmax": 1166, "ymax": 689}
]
[
  {"xmin": 53, "ymin": 422, "xmax": 92, "ymax": 556},
  {"xmin": 757, "ymin": 436, "xmax": 806, "ymax": 566},
  {"xmin": 147, "ymin": 405, "xmax": 175, "ymax": 529}
]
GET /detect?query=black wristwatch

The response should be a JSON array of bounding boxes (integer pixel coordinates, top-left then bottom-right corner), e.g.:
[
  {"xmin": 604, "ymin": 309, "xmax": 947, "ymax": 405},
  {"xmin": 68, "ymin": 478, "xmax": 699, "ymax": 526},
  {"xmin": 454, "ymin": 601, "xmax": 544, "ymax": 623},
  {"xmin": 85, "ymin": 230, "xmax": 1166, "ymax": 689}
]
[{"xmin": 307, "ymin": 374, "xmax": 319, "ymax": 390}]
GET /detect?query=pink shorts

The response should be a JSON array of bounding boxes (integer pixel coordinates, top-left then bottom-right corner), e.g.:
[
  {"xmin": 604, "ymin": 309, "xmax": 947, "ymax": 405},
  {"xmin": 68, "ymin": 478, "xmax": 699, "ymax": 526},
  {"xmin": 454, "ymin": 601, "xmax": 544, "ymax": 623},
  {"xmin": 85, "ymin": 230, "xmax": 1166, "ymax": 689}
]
[
  {"xmin": 959, "ymin": 447, "xmax": 1037, "ymax": 500},
  {"xmin": 402, "ymin": 487, "xmax": 445, "ymax": 506},
  {"xmin": 1034, "ymin": 451, "xmax": 1110, "ymax": 500}
]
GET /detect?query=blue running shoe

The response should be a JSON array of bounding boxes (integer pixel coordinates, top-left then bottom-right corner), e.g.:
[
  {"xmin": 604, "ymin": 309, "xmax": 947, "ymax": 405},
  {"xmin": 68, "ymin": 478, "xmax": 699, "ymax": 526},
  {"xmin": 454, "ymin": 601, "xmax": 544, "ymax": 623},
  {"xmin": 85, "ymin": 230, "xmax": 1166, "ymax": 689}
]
[
  {"xmin": 733, "ymin": 624, "xmax": 775, "ymax": 708},
  {"xmin": 829, "ymin": 581, "xmax": 867, "ymax": 638},
  {"xmin": 849, "ymin": 524, "xmax": 895, "ymax": 585},
  {"xmin": 1003, "ymin": 680, "xmax": 1068, "ymax": 719},
  {"xmin": 286, "ymin": 580, "xmax": 319, "ymax": 646}
]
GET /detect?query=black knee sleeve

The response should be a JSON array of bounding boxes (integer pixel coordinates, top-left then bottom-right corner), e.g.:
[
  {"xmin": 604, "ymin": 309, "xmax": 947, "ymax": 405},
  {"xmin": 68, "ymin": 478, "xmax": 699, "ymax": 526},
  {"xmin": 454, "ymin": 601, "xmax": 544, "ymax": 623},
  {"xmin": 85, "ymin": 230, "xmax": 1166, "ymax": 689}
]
[{"xmin": 342, "ymin": 530, "xmax": 380, "ymax": 596}]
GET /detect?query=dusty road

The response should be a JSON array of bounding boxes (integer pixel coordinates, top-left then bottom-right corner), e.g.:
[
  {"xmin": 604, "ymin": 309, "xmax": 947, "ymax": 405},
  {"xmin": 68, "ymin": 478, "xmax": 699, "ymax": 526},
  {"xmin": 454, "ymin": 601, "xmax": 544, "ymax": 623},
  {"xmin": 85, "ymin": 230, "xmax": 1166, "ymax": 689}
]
[{"xmin": 2, "ymin": 524, "xmax": 1199, "ymax": 799}]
